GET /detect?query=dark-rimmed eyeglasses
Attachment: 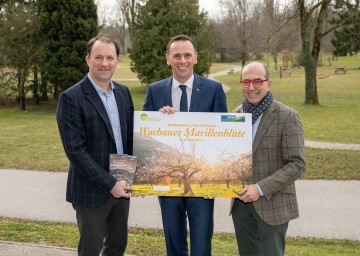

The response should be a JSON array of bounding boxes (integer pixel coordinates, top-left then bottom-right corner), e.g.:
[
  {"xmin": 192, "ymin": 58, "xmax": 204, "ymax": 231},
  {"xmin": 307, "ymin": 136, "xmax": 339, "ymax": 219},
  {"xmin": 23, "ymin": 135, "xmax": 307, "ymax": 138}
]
[{"xmin": 240, "ymin": 79, "xmax": 268, "ymax": 89}]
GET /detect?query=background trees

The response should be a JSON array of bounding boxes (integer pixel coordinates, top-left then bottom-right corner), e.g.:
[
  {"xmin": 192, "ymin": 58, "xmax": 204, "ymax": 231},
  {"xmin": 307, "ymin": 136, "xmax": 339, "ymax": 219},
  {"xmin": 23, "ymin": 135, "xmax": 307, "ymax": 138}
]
[
  {"xmin": 38, "ymin": 0, "xmax": 98, "ymax": 96},
  {"xmin": 128, "ymin": 0, "xmax": 214, "ymax": 84},
  {"xmin": 0, "ymin": 0, "xmax": 41, "ymax": 110},
  {"xmin": 297, "ymin": 0, "xmax": 359, "ymax": 105},
  {"xmin": 1, "ymin": 0, "xmax": 360, "ymax": 108},
  {"xmin": 332, "ymin": 1, "xmax": 360, "ymax": 56}
]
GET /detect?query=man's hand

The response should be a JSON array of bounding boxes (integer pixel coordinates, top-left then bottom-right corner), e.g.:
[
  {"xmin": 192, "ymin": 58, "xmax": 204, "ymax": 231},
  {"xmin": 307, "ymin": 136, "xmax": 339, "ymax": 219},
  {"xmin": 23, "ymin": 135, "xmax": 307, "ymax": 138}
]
[
  {"xmin": 239, "ymin": 184, "xmax": 260, "ymax": 203},
  {"xmin": 110, "ymin": 181, "xmax": 132, "ymax": 198},
  {"xmin": 159, "ymin": 105, "xmax": 177, "ymax": 114}
]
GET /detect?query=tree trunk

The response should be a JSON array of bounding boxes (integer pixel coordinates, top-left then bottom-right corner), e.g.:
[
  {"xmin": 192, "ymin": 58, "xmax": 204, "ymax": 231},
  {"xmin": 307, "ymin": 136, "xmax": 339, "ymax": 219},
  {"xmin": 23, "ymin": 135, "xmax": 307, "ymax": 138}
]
[
  {"xmin": 18, "ymin": 69, "xmax": 27, "ymax": 111},
  {"xmin": 303, "ymin": 43, "xmax": 319, "ymax": 105},
  {"xmin": 299, "ymin": 0, "xmax": 320, "ymax": 105},
  {"xmin": 241, "ymin": 59, "xmax": 246, "ymax": 68},
  {"xmin": 299, "ymin": 0, "xmax": 331, "ymax": 105},
  {"xmin": 272, "ymin": 51, "xmax": 278, "ymax": 71},
  {"xmin": 183, "ymin": 180, "xmax": 194, "ymax": 196},
  {"xmin": 33, "ymin": 64, "xmax": 40, "ymax": 104},
  {"xmin": 40, "ymin": 68, "xmax": 48, "ymax": 100}
]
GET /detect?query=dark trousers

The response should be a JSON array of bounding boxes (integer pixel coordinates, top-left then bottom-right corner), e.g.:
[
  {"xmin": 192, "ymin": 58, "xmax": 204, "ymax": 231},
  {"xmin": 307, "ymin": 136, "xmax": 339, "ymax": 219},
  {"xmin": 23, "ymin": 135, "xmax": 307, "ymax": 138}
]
[
  {"xmin": 232, "ymin": 199, "xmax": 288, "ymax": 256},
  {"xmin": 73, "ymin": 196, "xmax": 130, "ymax": 256},
  {"xmin": 159, "ymin": 197, "xmax": 214, "ymax": 256}
]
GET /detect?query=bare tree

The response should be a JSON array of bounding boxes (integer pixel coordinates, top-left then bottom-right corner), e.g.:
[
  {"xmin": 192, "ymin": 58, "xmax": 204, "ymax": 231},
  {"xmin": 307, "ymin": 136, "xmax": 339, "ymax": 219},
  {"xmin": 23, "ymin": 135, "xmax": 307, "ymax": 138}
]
[
  {"xmin": 215, "ymin": 152, "xmax": 252, "ymax": 188},
  {"xmin": 136, "ymin": 140, "xmax": 209, "ymax": 196},
  {"xmin": 296, "ymin": 0, "xmax": 359, "ymax": 105},
  {"xmin": 219, "ymin": 0, "xmax": 259, "ymax": 66}
]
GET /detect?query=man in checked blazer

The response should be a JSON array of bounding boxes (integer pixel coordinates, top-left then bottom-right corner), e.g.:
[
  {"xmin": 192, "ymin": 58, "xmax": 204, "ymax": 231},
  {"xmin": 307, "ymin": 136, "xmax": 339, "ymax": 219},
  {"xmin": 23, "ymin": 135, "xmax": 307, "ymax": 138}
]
[
  {"xmin": 56, "ymin": 33, "xmax": 134, "ymax": 256},
  {"xmin": 143, "ymin": 35, "xmax": 227, "ymax": 256},
  {"xmin": 231, "ymin": 62, "xmax": 305, "ymax": 256}
]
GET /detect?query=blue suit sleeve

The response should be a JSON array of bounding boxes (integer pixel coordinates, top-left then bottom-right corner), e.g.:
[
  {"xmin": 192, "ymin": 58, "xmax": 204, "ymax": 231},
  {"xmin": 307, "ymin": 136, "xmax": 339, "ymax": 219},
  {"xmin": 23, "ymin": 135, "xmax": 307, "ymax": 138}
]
[
  {"xmin": 143, "ymin": 85, "xmax": 155, "ymax": 111},
  {"xmin": 214, "ymin": 83, "xmax": 228, "ymax": 112}
]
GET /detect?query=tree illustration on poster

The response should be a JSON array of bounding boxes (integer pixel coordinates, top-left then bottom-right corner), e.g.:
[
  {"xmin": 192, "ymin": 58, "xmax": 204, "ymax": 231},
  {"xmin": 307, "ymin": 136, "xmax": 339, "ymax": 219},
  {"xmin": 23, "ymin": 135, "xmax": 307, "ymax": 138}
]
[{"xmin": 134, "ymin": 137, "xmax": 252, "ymax": 197}]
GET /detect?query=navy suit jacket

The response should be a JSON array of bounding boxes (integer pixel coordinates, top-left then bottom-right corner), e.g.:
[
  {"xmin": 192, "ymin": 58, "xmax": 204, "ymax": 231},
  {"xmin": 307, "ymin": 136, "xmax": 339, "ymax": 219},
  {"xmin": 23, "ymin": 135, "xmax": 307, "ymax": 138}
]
[
  {"xmin": 56, "ymin": 76, "xmax": 134, "ymax": 208},
  {"xmin": 143, "ymin": 74, "xmax": 227, "ymax": 112}
]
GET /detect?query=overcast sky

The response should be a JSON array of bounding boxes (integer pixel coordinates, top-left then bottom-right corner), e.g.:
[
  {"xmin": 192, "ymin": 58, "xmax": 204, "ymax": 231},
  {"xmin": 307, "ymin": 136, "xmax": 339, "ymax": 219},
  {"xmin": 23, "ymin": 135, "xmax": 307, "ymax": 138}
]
[
  {"xmin": 98, "ymin": 0, "xmax": 222, "ymax": 23},
  {"xmin": 199, "ymin": 0, "xmax": 221, "ymax": 18}
]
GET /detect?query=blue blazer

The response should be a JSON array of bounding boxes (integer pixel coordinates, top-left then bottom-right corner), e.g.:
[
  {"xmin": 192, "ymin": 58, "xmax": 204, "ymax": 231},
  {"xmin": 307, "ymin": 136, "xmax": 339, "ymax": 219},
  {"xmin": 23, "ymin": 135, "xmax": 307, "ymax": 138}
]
[
  {"xmin": 56, "ymin": 76, "xmax": 134, "ymax": 208},
  {"xmin": 143, "ymin": 74, "xmax": 227, "ymax": 112}
]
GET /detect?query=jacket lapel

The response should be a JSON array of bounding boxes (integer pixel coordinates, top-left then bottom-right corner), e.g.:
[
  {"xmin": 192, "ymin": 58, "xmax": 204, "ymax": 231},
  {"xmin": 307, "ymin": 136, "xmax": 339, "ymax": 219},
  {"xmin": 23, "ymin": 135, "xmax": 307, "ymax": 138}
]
[
  {"xmin": 252, "ymin": 101, "xmax": 277, "ymax": 152},
  {"xmin": 82, "ymin": 77, "xmax": 115, "ymax": 142},
  {"xmin": 113, "ymin": 85, "xmax": 129, "ymax": 152},
  {"xmin": 189, "ymin": 74, "xmax": 204, "ymax": 111},
  {"xmin": 163, "ymin": 77, "xmax": 173, "ymax": 107}
]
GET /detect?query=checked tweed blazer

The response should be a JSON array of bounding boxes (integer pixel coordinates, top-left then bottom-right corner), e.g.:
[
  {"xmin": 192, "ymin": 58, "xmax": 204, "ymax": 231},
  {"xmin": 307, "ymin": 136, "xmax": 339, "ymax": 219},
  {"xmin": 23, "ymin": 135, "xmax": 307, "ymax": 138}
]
[
  {"xmin": 56, "ymin": 76, "xmax": 134, "ymax": 208},
  {"xmin": 232, "ymin": 99, "xmax": 306, "ymax": 225}
]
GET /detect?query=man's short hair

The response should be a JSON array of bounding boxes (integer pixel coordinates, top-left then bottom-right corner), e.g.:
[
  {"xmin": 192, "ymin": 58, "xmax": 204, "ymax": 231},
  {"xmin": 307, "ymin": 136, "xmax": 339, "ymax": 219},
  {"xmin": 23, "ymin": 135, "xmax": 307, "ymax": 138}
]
[
  {"xmin": 87, "ymin": 33, "xmax": 120, "ymax": 57},
  {"xmin": 166, "ymin": 34, "xmax": 197, "ymax": 54}
]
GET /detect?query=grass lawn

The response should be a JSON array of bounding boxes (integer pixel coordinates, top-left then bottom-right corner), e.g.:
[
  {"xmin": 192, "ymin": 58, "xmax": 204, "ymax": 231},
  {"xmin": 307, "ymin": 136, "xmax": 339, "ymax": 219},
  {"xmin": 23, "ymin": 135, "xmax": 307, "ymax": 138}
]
[
  {"xmin": 0, "ymin": 218, "xmax": 359, "ymax": 256},
  {"xmin": 0, "ymin": 55, "xmax": 359, "ymax": 176},
  {"xmin": 1, "ymin": 101, "xmax": 360, "ymax": 179},
  {"xmin": 214, "ymin": 58, "xmax": 360, "ymax": 144}
]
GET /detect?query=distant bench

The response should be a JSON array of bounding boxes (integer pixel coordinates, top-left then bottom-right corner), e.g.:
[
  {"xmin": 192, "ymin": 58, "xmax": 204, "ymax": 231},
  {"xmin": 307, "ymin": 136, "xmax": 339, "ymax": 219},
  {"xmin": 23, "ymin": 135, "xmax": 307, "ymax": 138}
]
[
  {"xmin": 227, "ymin": 69, "xmax": 234, "ymax": 75},
  {"xmin": 334, "ymin": 67, "xmax": 347, "ymax": 74}
]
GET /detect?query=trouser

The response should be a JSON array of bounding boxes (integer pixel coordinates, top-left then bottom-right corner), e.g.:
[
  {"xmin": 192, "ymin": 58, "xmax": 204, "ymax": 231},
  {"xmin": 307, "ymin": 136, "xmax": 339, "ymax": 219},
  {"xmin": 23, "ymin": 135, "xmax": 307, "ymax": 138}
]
[
  {"xmin": 73, "ymin": 196, "xmax": 130, "ymax": 256},
  {"xmin": 159, "ymin": 197, "xmax": 214, "ymax": 256},
  {"xmin": 232, "ymin": 199, "xmax": 288, "ymax": 256}
]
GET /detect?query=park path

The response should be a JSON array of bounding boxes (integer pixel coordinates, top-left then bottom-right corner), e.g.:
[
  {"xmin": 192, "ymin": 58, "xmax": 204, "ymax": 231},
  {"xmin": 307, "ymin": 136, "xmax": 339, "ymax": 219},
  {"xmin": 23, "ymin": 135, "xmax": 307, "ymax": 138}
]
[
  {"xmin": 0, "ymin": 168, "xmax": 359, "ymax": 242},
  {"xmin": 208, "ymin": 66, "xmax": 243, "ymax": 92}
]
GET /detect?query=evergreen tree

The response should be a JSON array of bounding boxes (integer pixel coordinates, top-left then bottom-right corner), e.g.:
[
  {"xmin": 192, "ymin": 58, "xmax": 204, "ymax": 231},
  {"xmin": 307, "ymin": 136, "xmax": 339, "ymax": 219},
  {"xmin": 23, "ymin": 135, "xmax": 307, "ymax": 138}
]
[
  {"xmin": 0, "ymin": 0, "xmax": 41, "ymax": 110},
  {"xmin": 38, "ymin": 0, "xmax": 98, "ymax": 95},
  {"xmin": 129, "ymin": 0, "xmax": 214, "ymax": 85},
  {"xmin": 332, "ymin": 2, "xmax": 360, "ymax": 56}
]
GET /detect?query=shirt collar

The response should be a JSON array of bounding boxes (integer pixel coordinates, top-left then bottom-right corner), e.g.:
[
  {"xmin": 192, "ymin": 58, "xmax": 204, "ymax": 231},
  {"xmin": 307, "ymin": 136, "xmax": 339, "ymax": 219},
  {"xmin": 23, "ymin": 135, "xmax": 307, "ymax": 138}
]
[
  {"xmin": 87, "ymin": 73, "xmax": 114, "ymax": 94},
  {"xmin": 172, "ymin": 74, "xmax": 194, "ymax": 91}
]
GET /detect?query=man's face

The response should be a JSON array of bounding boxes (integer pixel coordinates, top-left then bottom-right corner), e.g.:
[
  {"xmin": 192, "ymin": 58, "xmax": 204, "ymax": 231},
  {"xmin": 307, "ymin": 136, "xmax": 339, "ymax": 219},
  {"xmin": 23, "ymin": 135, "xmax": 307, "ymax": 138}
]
[
  {"xmin": 85, "ymin": 40, "xmax": 119, "ymax": 87},
  {"xmin": 166, "ymin": 40, "xmax": 197, "ymax": 84},
  {"xmin": 241, "ymin": 64, "xmax": 272, "ymax": 105}
]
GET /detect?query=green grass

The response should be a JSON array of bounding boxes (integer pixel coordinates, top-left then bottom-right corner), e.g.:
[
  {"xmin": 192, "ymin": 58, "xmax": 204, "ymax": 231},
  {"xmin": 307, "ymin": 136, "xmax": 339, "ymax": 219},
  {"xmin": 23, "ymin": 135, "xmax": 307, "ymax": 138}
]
[
  {"xmin": 0, "ymin": 102, "xmax": 69, "ymax": 171},
  {"xmin": 1, "ymin": 104, "xmax": 359, "ymax": 179},
  {"xmin": 0, "ymin": 55, "xmax": 359, "ymax": 176},
  {"xmin": 215, "ymin": 59, "xmax": 360, "ymax": 144},
  {"xmin": 0, "ymin": 218, "xmax": 359, "ymax": 256},
  {"xmin": 115, "ymin": 55, "xmax": 138, "ymax": 79},
  {"xmin": 209, "ymin": 62, "xmax": 242, "ymax": 73},
  {"xmin": 305, "ymin": 148, "xmax": 360, "ymax": 180}
]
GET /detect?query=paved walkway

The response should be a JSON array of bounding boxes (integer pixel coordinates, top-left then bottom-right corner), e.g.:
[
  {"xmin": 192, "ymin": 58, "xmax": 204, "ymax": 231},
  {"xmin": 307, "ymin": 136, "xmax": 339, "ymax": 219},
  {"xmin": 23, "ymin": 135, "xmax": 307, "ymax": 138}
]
[
  {"xmin": 1, "ymin": 167, "xmax": 360, "ymax": 254},
  {"xmin": 208, "ymin": 66, "xmax": 243, "ymax": 93}
]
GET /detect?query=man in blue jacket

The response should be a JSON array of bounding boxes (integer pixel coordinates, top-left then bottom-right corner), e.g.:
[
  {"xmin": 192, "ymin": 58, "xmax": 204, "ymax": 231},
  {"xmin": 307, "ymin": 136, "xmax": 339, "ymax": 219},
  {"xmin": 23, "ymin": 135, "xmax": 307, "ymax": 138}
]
[
  {"xmin": 143, "ymin": 34, "xmax": 227, "ymax": 256},
  {"xmin": 56, "ymin": 33, "xmax": 134, "ymax": 256}
]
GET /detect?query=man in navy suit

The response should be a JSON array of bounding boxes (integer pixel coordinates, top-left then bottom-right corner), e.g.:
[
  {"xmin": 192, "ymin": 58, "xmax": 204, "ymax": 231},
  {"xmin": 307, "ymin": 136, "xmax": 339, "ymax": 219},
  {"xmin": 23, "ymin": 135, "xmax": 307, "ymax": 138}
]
[
  {"xmin": 143, "ymin": 35, "xmax": 227, "ymax": 256},
  {"xmin": 56, "ymin": 33, "xmax": 134, "ymax": 256}
]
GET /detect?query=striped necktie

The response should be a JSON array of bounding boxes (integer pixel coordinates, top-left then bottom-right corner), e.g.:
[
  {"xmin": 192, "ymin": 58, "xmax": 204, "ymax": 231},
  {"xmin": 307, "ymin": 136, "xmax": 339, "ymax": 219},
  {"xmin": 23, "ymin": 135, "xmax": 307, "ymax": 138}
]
[{"xmin": 179, "ymin": 85, "xmax": 188, "ymax": 112}]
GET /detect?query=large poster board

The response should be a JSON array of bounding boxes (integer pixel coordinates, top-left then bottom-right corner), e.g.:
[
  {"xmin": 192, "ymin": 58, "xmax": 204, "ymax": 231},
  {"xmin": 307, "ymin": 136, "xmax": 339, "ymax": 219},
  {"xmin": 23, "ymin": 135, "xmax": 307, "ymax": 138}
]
[{"xmin": 132, "ymin": 111, "xmax": 252, "ymax": 198}]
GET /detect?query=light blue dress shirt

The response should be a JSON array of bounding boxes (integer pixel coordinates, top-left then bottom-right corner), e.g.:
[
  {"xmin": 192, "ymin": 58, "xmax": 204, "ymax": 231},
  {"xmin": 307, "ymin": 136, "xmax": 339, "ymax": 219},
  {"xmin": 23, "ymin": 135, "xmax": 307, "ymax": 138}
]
[
  {"xmin": 88, "ymin": 74, "xmax": 124, "ymax": 154},
  {"xmin": 253, "ymin": 113, "xmax": 264, "ymax": 196}
]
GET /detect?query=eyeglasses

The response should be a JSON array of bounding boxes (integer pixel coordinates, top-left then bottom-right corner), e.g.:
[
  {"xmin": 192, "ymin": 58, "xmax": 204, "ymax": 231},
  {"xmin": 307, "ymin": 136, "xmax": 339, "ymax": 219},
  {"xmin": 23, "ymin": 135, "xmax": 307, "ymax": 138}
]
[{"xmin": 240, "ymin": 79, "xmax": 268, "ymax": 89}]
